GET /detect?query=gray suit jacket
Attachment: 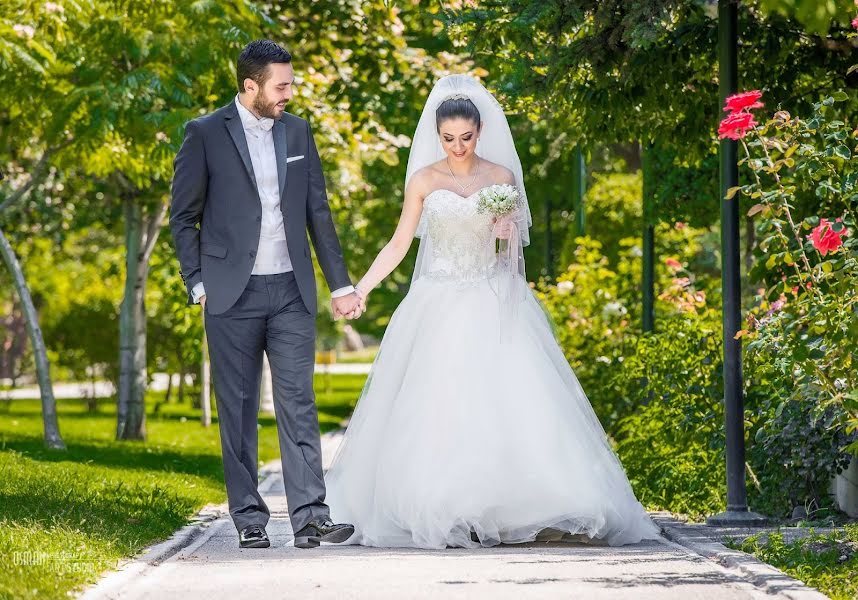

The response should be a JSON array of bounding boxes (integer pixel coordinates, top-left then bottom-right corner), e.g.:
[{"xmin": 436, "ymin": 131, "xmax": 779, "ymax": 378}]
[{"xmin": 169, "ymin": 100, "xmax": 352, "ymax": 316}]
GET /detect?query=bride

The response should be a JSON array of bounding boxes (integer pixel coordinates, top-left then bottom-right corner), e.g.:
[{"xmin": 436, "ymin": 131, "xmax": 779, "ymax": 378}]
[{"xmin": 324, "ymin": 75, "xmax": 661, "ymax": 549}]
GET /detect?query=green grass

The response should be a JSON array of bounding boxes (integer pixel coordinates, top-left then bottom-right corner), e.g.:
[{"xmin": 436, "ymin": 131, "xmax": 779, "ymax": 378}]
[
  {"xmin": 731, "ymin": 526, "xmax": 858, "ymax": 600},
  {"xmin": 0, "ymin": 373, "xmax": 366, "ymax": 600}
]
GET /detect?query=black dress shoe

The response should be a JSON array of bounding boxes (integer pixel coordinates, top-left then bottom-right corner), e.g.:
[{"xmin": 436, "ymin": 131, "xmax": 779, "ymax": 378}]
[
  {"xmin": 239, "ymin": 524, "xmax": 270, "ymax": 548},
  {"xmin": 293, "ymin": 517, "xmax": 355, "ymax": 549}
]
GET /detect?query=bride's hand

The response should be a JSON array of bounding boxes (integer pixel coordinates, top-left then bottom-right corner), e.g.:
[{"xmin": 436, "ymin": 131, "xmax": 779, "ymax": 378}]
[
  {"xmin": 492, "ymin": 217, "xmax": 514, "ymax": 240},
  {"xmin": 355, "ymin": 286, "xmax": 369, "ymax": 312}
]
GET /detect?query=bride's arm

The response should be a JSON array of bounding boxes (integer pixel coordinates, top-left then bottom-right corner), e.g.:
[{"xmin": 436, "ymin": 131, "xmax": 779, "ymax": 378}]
[{"xmin": 354, "ymin": 176, "xmax": 427, "ymax": 299}]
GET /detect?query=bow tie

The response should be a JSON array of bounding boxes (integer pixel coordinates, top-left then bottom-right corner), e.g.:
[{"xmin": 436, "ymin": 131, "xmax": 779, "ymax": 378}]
[{"xmin": 244, "ymin": 117, "xmax": 274, "ymax": 133}]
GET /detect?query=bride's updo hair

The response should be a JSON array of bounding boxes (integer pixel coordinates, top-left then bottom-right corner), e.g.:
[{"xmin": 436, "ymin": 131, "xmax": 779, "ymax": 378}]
[{"xmin": 435, "ymin": 96, "xmax": 482, "ymax": 132}]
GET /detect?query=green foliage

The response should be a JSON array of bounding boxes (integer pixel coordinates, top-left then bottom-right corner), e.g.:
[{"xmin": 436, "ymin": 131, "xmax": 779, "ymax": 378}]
[
  {"xmin": 146, "ymin": 235, "xmax": 204, "ymax": 377},
  {"xmin": 737, "ymin": 93, "xmax": 858, "ymax": 459},
  {"xmin": 747, "ymin": 395, "xmax": 857, "ymax": 517},
  {"xmin": 448, "ymin": 1, "xmax": 857, "ymax": 162},
  {"xmin": 725, "ymin": 93, "xmax": 858, "ymax": 516},
  {"xmin": 539, "ymin": 217, "xmax": 718, "ymax": 429},
  {"xmin": 649, "ymin": 143, "xmax": 721, "ymax": 228},
  {"xmin": 613, "ymin": 313, "xmax": 727, "ymax": 520},
  {"xmin": 265, "ymin": 1, "xmax": 472, "ymax": 335},
  {"xmin": 734, "ymin": 525, "xmax": 858, "ymax": 600},
  {"xmin": 558, "ymin": 172, "xmax": 643, "ymax": 267},
  {"xmin": 537, "ymin": 237, "xmax": 641, "ymax": 430},
  {"xmin": 540, "ymin": 227, "xmax": 727, "ymax": 518},
  {"xmin": 756, "ymin": 0, "xmax": 858, "ymax": 34},
  {"xmin": 13, "ymin": 227, "xmax": 124, "ymax": 383}
]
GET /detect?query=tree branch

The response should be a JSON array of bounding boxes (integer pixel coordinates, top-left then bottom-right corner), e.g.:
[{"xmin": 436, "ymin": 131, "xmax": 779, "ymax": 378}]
[
  {"xmin": 141, "ymin": 200, "xmax": 168, "ymax": 264},
  {"xmin": 0, "ymin": 140, "xmax": 72, "ymax": 214}
]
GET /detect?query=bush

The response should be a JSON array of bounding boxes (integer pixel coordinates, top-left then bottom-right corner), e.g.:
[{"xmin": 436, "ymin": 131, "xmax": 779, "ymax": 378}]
[
  {"xmin": 558, "ymin": 172, "xmax": 642, "ymax": 268},
  {"xmin": 733, "ymin": 92, "xmax": 858, "ymax": 516},
  {"xmin": 612, "ymin": 312, "xmax": 727, "ymax": 519}
]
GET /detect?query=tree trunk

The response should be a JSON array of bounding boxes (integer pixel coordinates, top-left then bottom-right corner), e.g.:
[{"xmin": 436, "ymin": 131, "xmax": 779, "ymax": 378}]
[
  {"xmin": 116, "ymin": 197, "xmax": 167, "ymax": 440},
  {"xmin": 178, "ymin": 360, "xmax": 186, "ymax": 405},
  {"xmin": 0, "ymin": 225, "xmax": 65, "ymax": 449},
  {"xmin": 164, "ymin": 370, "xmax": 173, "ymax": 404}
]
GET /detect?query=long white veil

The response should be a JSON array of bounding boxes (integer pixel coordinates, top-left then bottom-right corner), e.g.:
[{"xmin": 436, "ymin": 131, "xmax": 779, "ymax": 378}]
[
  {"xmin": 405, "ymin": 75, "xmax": 532, "ymax": 339},
  {"xmin": 406, "ymin": 74, "xmax": 532, "ymax": 246}
]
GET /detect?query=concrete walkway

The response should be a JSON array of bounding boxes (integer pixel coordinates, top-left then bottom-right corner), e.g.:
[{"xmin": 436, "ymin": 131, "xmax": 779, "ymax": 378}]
[
  {"xmin": 78, "ymin": 432, "xmax": 828, "ymax": 600},
  {"xmin": 1, "ymin": 365, "xmax": 372, "ymax": 401}
]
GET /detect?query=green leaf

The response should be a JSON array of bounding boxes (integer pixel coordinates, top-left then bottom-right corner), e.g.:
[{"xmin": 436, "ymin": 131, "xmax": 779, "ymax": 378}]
[
  {"xmin": 765, "ymin": 253, "xmax": 778, "ymax": 270},
  {"xmin": 834, "ymin": 145, "xmax": 851, "ymax": 160}
]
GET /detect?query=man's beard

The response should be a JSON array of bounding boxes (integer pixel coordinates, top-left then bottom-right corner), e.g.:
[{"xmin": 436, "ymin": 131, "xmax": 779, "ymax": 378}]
[{"xmin": 252, "ymin": 90, "xmax": 283, "ymax": 119}]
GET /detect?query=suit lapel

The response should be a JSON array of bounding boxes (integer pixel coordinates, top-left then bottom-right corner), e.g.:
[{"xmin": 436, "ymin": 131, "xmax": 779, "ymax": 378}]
[
  {"xmin": 223, "ymin": 101, "xmax": 260, "ymax": 199},
  {"xmin": 273, "ymin": 119, "xmax": 288, "ymax": 203},
  {"xmin": 281, "ymin": 119, "xmax": 302, "ymax": 214}
]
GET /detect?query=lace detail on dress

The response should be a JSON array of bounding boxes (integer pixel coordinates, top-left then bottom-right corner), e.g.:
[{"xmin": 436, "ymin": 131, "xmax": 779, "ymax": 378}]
[{"xmin": 421, "ymin": 189, "xmax": 497, "ymax": 284}]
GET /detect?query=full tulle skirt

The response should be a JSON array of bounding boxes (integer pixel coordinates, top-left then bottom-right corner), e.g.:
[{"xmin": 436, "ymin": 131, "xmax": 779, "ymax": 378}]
[{"xmin": 325, "ymin": 275, "xmax": 661, "ymax": 549}]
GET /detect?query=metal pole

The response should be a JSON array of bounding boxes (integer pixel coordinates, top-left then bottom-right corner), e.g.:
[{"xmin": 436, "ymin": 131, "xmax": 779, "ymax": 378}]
[
  {"xmin": 641, "ymin": 142, "xmax": 655, "ymax": 332},
  {"xmin": 571, "ymin": 145, "xmax": 586, "ymax": 237},
  {"xmin": 708, "ymin": 0, "xmax": 766, "ymax": 526}
]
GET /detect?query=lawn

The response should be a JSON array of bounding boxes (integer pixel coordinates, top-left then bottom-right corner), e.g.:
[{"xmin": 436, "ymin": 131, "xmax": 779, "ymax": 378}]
[
  {"xmin": 0, "ymin": 373, "xmax": 366, "ymax": 600},
  {"xmin": 730, "ymin": 526, "xmax": 858, "ymax": 600}
]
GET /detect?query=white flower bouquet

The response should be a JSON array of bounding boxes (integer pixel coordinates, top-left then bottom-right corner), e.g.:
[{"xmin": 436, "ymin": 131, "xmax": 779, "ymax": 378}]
[{"xmin": 475, "ymin": 184, "xmax": 521, "ymax": 218}]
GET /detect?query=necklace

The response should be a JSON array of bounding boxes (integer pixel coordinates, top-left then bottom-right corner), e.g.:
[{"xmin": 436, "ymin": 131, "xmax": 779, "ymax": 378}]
[{"xmin": 446, "ymin": 156, "xmax": 481, "ymax": 194}]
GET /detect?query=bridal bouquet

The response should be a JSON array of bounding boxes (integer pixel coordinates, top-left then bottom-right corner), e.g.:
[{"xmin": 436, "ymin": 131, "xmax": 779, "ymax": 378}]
[
  {"xmin": 475, "ymin": 184, "xmax": 521, "ymax": 218},
  {"xmin": 477, "ymin": 183, "xmax": 522, "ymax": 248}
]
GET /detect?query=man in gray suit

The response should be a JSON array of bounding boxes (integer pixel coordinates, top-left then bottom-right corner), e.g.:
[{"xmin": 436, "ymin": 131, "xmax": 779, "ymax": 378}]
[{"xmin": 169, "ymin": 40, "xmax": 361, "ymax": 549}]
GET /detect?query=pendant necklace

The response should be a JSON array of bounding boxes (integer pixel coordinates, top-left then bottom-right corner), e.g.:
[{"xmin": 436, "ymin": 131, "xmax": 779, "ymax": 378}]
[{"xmin": 446, "ymin": 156, "xmax": 481, "ymax": 194}]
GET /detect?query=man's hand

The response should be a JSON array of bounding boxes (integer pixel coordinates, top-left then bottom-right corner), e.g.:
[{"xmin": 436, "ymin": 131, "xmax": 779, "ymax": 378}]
[
  {"xmin": 332, "ymin": 292, "xmax": 363, "ymax": 320},
  {"xmin": 200, "ymin": 295, "xmax": 207, "ymax": 310}
]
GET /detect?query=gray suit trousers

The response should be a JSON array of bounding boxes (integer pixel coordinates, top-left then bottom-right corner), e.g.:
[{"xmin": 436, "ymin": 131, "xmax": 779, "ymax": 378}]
[{"xmin": 204, "ymin": 271, "xmax": 329, "ymax": 533}]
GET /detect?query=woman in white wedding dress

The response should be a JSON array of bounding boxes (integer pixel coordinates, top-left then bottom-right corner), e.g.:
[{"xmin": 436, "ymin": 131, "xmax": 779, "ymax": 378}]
[{"xmin": 324, "ymin": 75, "xmax": 661, "ymax": 549}]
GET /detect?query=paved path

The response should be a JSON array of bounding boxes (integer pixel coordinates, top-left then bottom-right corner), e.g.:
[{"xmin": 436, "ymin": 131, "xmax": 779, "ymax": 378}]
[
  {"xmin": 78, "ymin": 432, "xmax": 827, "ymax": 600},
  {"xmin": 1, "ymin": 365, "xmax": 372, "ymax": 401}
]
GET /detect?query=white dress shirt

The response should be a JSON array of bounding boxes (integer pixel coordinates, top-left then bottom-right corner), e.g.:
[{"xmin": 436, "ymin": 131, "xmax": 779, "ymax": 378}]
[{"xmin": 191, "ymin": 95, "xmax": 353, "ymax": 303}]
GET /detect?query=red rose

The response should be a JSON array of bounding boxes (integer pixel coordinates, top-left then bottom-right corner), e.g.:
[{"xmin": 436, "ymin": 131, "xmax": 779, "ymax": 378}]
[
  {"xmin": 664, "ymin": 258, "xmax": 682, "ymax": 271},
  {"xmin": 718, "ymin": 111, "xmax": 757, "ymax": 140},
  {"xmin": 723, "ymin": 90, "xmax": 764, "ymax": 113},
  {"xmin": 808, "ymin": 218, "xmax": 849, "ymax": 256}
]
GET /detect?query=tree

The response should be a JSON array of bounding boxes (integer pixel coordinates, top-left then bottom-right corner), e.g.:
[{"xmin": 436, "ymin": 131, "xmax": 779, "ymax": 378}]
[
  {"xmin": 0, "ymin": 4, "xmax": 69, "ymax": 449},
  {"xmin": 262, "ymin": 1, "xmax": 475, "ymax": 335},
  {"xmin": 2, "ymin": 1, "xmax": 270, "ymax": 439}
]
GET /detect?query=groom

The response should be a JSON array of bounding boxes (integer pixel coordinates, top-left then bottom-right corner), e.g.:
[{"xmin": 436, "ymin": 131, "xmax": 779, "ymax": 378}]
[{"xmin": 169, "ymin": 39, "xmax": 360, "ymax": 549}]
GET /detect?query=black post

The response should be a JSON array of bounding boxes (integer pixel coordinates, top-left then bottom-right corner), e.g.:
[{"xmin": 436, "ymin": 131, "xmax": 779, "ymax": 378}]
[
  {"xmin": 545, "ymin": 193, "xmax": 553, "ymax": 278},
  {"xmin": 708, "ymin": 0, "xmax": 766, "ymax": 526},
  {"xmin": 571, "ymin": 145, "xmax": 586, "ymax": 237},
  {"xmin": 641, "ymin": 142, "xmax": 655, "ymax": 332}
]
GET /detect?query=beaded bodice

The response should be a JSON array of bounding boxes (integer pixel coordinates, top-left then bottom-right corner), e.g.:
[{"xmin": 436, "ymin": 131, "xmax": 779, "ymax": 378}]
[{"xmin": 419, "ymin": 188, "xmax": 496, "ymax": 283}]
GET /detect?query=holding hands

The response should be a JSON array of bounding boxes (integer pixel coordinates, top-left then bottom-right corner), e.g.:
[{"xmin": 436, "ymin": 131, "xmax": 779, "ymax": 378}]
[{"xmin": 332, "ymin": 287, "xmax": 368, "ymax": 320}]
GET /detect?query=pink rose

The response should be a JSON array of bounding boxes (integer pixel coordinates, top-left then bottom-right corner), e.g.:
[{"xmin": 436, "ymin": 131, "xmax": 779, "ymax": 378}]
[
  {"xmin": 808, "ymin": 218, "xmax": 849, "ymax": 256},
  {"xmin": 723, "ymin": 90, "xmax": 764, "ymax": 114},
  {"xmin": 718, "ymin": 111, "xmax": 757, "ymax": 140}
]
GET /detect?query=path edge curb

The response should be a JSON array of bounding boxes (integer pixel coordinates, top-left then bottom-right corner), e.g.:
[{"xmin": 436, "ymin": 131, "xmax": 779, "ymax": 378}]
[
  {"xmin": 75, "ymin": 460, "xmax": 281, "ymax": 599},
  {"xmin": 651, "ymin": 513, "xmax": 830, "ymax": 600}
]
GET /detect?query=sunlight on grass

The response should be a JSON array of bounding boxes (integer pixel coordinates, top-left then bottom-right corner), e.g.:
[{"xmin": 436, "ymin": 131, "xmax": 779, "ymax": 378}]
[{"xmin": 0, "ymin": 373, "xmax": 366, "ymax": 600}]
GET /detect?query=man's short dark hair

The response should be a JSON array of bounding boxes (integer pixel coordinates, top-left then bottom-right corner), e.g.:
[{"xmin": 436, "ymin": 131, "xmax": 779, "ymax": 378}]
[{"xmin": 236, "ymin": 40, "xmax": 292, "ymax": 92}]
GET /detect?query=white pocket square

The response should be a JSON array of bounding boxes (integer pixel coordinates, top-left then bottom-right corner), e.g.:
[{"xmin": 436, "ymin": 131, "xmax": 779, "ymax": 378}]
[{"xmin": 286, "ymin": 155, "xmax": 305, "ymax": 163}]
